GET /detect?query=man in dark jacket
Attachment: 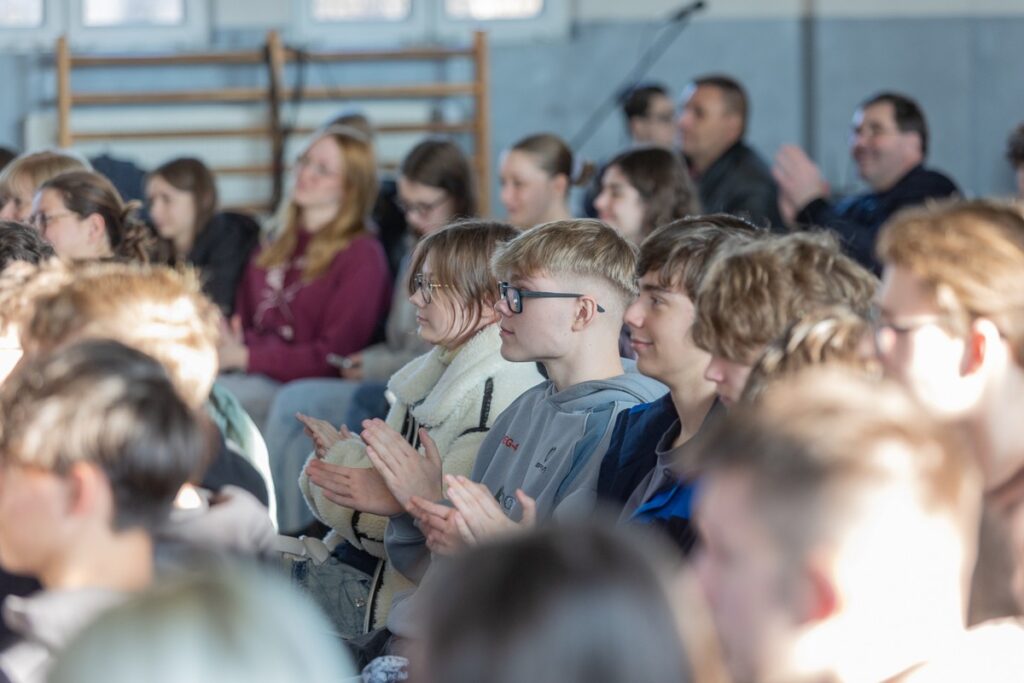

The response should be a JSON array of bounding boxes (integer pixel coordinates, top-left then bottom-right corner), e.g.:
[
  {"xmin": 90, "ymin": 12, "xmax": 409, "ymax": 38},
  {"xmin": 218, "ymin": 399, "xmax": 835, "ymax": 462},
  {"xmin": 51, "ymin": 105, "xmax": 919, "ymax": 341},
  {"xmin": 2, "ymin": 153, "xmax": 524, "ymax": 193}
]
[
  {"xmin": 774, "ymin": 92, "xmax": 959, "ymax": 273},
  {"xmin": 678, "ymin": 74, "xmax": 782, "ymax": 230}
]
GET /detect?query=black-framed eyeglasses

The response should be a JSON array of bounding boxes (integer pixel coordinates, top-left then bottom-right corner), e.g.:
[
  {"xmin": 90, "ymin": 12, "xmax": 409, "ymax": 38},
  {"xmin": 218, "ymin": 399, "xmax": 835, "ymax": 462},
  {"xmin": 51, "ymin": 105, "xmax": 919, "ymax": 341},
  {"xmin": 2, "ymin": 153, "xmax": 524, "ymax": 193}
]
[
  {"xmin": 499, "ymin": 281, "xmax": 605, "ymax": 315},
  {"xmin": 414, "ymin": 273, "xmax": 449, "ymax": 304},
  {"xmin": 396, "ymin": 194, "xmax": 449, "ymax": 217}
]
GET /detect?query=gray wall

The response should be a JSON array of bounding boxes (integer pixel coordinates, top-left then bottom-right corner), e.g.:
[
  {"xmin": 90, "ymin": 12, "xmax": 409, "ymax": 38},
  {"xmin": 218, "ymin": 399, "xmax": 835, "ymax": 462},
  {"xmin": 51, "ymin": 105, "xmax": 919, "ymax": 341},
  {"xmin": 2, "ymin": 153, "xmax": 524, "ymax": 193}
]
[{"xmin": 1, "ymin": 13, "xmax": 1021, "ymax": 214}]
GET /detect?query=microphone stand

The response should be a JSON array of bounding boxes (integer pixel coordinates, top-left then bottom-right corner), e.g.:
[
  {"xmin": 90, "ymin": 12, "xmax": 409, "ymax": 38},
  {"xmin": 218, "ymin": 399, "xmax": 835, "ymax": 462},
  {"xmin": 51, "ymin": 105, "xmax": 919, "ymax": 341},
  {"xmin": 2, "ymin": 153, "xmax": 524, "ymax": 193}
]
[{"xmin": 569, "ymin": 1, "xmax": 707, "ymax": 152}]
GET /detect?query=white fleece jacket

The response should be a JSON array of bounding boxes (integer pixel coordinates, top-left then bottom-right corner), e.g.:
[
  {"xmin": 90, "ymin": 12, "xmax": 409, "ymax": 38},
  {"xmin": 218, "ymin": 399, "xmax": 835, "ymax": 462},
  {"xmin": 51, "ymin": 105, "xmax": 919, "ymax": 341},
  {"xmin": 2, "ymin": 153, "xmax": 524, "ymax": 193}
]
[{"xmin": 298, "ymin": 323, "xmax": 542, "ymax": 630}]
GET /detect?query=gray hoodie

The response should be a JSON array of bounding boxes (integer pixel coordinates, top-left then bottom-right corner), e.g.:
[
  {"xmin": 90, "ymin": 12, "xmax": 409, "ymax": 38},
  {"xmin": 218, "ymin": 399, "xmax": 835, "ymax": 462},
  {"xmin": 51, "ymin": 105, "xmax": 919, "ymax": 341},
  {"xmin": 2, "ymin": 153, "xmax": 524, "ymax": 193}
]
[{"xmin": 383, "ymin": 363, "xmax": 666, "ymax": 636}]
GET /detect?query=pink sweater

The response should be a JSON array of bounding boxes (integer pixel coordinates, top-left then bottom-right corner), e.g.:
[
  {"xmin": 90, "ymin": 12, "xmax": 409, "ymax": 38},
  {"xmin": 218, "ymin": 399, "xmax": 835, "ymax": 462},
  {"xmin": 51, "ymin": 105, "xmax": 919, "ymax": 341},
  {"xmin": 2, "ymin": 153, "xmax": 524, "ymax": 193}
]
[{"xmin": 234, "ymin": 230, "xmax": 392, "ymax": 382}]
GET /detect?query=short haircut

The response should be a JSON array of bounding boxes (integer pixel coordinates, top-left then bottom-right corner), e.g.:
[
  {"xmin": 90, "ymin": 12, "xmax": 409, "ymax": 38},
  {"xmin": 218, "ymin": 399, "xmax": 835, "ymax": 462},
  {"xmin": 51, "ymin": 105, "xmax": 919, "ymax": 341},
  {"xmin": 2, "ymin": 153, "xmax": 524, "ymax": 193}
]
[
  {"xmin": 693, "ymin": 74, "xmax": 749, "ymax": 134},
  {"xmin": 0, "ymin": 339, "xmax": 209, "ymax": 529},
  {"xmin": 408, "ymin": 219, "xmax": 519, "ymax": 345},
  {"xmin": 637, "ymin": 213, "xmax": 762, "ymax": 297},
  {"xmin": 877, "ymin": 199, "xmax": 1024, "ymax": 366},
  {"xmin": 861, "ymin": 91, "xmax": 930, "ymax": 157},
  {"xmin": 421, "ymin": 522, "xmax": 693, "ymax": 683},
  {"xmin": 620, "ymin": 83, "xmax": 669, "ymax": 121},
  {"xmin": 148, "ymin": 157, "xmax": 219, "ymax": 233},
  {"xmin": 697, "ymin": 368, "xmax": 980, "ymax": 566},
  {"xmin": 605, "ymin": 147, "xmax": 701, "ymax": 238},
  {"xmin": 0, "ymin": 221, "xmax": 56, "ymax": 272},
  {"xmin": 23, "ymin": 262, "xmax": 220, "ymax": 409},
  {"xmin": 400, "ymin": 138, "xmax": 478, "ymax": 219},
  {"xmin": 1006, "ymin": 122, "xmax": 1024, "ymax": 169},
  {"xmin": 492, "ymin": 218, "xmax": 639, "ymax": 309},
  {"xmin": 741, "ymin": 306, "xmax": 878, "ymax": 403},
  {"xmin": 692, "ymin": 232, "xmax": 878, "ymax": 364}
]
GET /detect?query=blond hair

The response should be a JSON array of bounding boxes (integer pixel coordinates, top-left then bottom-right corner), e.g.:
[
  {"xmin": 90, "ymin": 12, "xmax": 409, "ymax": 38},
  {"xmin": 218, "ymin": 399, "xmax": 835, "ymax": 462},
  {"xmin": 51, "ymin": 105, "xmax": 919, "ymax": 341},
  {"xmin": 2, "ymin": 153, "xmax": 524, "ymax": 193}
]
[
  {"xmin": 23, "ymin": 262, "xmax": 220, "ymax": 409},
  {"xmin": 693, "ymin": 232, "xmax": 878, "ymax": 364},
  {"xmin": 491, "ymin": 219, "xmax": 639, "ymax": 309},
  {"xmin": 741, "ymin": 306, "xmax": 879, "ymax": 403},
  {"xmin": 258, "ymin": 128, "xmax": 378, "ymax": 280},
  {"xmin": 0, "ymin": 149, "xmax": 89, "ymax": 202},
  {"xmin": 877, "ymin": 199, "xmax": 1024, "ymax": 365}
]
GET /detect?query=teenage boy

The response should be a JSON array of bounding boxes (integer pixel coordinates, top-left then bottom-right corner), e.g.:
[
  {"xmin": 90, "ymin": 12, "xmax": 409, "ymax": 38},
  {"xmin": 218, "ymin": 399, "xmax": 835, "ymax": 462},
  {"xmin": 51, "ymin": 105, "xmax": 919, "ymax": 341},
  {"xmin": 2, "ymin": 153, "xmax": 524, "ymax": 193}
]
[
  {"xmin": 874, "ymin": 200, "xmax": 1024, "ymax": 620},
  {"xmin": 356, "ymin": 219, "xmax": 665, "ymax": 646},
  {"xmin": 695, "ymin": 369, "xmax": 981, "ymax": 683},
  {"xmin": 596, "ymin": 214, "xmax": 760, "ymax": 551},
  {"xmin": 0, "ymin": 340, "xmax": 208, "ymax": 683},
  {"xmin": 692, "ymin": 231, "xmax": 877, "ymax": 406}
]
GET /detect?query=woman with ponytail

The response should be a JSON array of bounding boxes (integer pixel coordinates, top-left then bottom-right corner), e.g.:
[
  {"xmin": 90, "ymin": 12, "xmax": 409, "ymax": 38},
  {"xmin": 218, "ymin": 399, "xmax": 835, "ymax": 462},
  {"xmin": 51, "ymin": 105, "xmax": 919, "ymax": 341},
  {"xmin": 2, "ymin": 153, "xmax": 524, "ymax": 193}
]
[
  {"xmin": 31, "ymin": 170, "xmax": 155, "ymax": 263},
  {"xmin": 499, "ymin": 133, "xmax": 591, "ymax": 229}
]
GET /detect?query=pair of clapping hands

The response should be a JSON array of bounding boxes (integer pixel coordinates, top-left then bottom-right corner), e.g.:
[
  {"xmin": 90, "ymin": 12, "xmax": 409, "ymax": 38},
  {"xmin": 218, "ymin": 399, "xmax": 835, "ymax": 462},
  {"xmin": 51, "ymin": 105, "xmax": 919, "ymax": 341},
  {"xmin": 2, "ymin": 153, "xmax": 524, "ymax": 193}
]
[{"xmin": 298, "ymin": 414, "xmax": 535, "ymax": 555}]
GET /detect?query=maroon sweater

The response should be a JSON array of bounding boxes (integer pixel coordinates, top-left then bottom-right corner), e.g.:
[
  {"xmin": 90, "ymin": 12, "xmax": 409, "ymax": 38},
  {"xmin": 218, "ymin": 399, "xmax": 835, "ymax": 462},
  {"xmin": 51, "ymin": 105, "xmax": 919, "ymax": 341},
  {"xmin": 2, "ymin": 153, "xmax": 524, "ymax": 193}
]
[{"xmin": 234, "ymin": 230, "xmax": 391, "ymax": 382}]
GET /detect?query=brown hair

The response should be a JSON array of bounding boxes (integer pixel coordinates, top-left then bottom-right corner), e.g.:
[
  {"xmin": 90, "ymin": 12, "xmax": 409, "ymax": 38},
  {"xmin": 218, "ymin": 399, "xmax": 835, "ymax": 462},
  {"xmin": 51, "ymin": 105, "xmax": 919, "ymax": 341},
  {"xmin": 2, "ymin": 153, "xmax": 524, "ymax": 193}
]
[
  {"xmin": 693, "ymin": 232, "xmax": 878, "ymax": 364},
  {"xmin": 492, "ymin": 218, "xmax": 639, "ymax": 310},
  {"xmin": 1006, "ymin": 122, "xmax": 1024, "ymax": 168},
  {"xmin": 22, "ymin": 262, "xmax": 220, "ymax": 409},
  {"xmin": 0, "ymin": 339, "xmax": 209, "ymax": 529},
  {"xmin": 408, "ymin": 219, "xmax": 519, "ymax": 347},
  {"xmin": 741, "ymin": 306, "xmax": 878, "ymax": 403},
  {"xmin": 692, "ymin": 74, "xmax": 749, "ymax": 135},
  {"xmin": 0, "ymin": 149, "xmax": 89, "ymax": 213},
  {"xmin": 637, "ymin": 213, "xmax": 762, "ymax": 296},
  {"xmin": 40, "ymin": 170, "xmax": 154, "ymax": 263},
  {"xmin": 401, "ymin": 138, "xmax": 478, "ymax": 219},
  {"xmin": 877, "ymin": 199, "xmax": 1024, "ymax": 365},
  {"xmin": 148, "ymin": 157, "xmax": 218, "ymax": 235},
  {"xmin": 697, "ymin": 368, "xmax": 981, "ymax": 563},
  {"xmin": 511, "ymin": 133, "xmax": 594, "ymax": 187},
  {"xmin": 258, "ymin": 127, "xmax": 378, "ymax": 280},
  {"xmin": 606, "ymin": 147, "xmax": 701, "ymax": 238}
]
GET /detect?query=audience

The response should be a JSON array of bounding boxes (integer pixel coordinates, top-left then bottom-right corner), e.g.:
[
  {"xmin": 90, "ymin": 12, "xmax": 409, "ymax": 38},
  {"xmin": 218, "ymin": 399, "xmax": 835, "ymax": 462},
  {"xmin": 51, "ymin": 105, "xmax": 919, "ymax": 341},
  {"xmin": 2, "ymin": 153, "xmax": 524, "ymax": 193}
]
[
  {"xmin": 679, "ymin": 74, "xmax": 782, "ymax": 228},
  {"xmin": 145, "ymin": 157, "xmax": 259, "ymax": 315},
  {"xmin": 262, "ymin": 138, "xmax": 478, "ymax": 532},
  {"xmin": 593, "ymin": 146, "xmax": 701, "ymax": 243},
  {"xmin": 695, "ymin": 369, "xmax": 981, "ymax": 683},
  {"xmin": 499, "ymin": 133, "xmax": 583, "ymax": 228},
  {"xmin": 218, "ymin": 125, "xmax": 392, "ymax": 430},
  {"xmin": 774, "ymin": 91, "xmax": 959, "ymax": 272},
  {"xmin": 294, "ymin": 221, "xmax": 542, "ymax": 635}
]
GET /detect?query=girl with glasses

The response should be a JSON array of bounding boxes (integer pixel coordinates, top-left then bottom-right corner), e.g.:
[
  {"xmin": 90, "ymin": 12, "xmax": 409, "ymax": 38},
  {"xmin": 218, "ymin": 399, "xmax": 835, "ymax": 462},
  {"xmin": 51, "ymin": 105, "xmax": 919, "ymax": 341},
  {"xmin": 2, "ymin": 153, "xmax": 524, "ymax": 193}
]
[{"xmin": 295, "ymin": 220, "xmax": 543, "ymax": 637}]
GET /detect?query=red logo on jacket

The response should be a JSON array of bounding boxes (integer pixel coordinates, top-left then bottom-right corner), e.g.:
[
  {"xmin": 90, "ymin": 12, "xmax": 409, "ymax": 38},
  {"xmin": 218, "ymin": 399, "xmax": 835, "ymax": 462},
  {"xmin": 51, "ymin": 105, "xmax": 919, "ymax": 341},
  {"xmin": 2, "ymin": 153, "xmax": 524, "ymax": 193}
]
[{"xmin": 501, "ymin": 435, "xmax": 519, "ymax": 451}]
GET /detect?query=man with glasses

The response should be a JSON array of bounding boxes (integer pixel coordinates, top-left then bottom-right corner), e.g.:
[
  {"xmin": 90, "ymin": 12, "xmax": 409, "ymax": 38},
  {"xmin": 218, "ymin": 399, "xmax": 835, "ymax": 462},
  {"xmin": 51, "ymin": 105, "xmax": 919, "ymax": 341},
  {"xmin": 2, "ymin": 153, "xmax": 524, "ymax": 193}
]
[
  {"xmin": 774, "ymin": 91, "xmax": 959, "ymax": 272},
  {"xmin": 875, "ymin": 199, "xmax": 1024, "ymax": 625}
]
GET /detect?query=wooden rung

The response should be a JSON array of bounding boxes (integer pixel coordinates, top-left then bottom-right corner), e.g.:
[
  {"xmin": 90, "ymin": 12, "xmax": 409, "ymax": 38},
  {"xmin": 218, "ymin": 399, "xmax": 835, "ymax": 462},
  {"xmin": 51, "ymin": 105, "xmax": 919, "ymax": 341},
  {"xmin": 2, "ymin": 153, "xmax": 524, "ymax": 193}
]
[
  {"xmin": 213, "ymin": 164, "xmax": 273, "ymax": 176},
  {"xmin": 72, "ymin": 127, "xmax": 272, "ymax": 141},
  {"xmin": 70, "ymin": 51, "xmax": 266, "ymax": 67},
  {"xmin": 291, "ymin": 83, "xmax": 476, "ymax": 101},
  {"xmin": 285, "ymin": 46, "xmax": 474, "ymax": 63},
  {"xmin": 72, "ymin": 87, "xmax": 268, "ymax": 105},
  {"xmin": 282, "ymin": 121, "xmax": 474, "ymax": 137}
]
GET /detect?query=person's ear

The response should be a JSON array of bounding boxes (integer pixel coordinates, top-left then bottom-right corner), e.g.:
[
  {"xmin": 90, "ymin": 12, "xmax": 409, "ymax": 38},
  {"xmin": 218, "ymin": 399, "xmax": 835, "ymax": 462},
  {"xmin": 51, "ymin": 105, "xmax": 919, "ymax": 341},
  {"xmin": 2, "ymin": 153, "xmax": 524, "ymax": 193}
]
[
  {"xmin": 65, "ymin": 461, "xmax": 109, "ymax": 521},
  {"xmin": 550, "ymin": 173, "xmax": 569, "ymax": 200},
  {"xmin": 85, "ymin": 213, "xmax": 107, "ymax": 246},
  {"xmin": 570, "ymin": 296, "xmax": 602, "ymax": 331},
  {"xmin": 793, "ymin": 557, "xmax": 839, "ymax": 625},
  {"xmin": 963, "ymin": 318, "xmax": 1001, "ymax": 376}
]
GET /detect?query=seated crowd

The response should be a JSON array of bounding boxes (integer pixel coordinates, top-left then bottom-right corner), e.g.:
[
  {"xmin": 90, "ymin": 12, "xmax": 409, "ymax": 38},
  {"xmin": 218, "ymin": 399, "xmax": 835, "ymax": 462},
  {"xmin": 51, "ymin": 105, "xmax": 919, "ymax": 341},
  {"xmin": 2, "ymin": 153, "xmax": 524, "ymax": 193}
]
[{"xmin": 0, "ymin": 74, "xmax": 1023, "ymax": 683}]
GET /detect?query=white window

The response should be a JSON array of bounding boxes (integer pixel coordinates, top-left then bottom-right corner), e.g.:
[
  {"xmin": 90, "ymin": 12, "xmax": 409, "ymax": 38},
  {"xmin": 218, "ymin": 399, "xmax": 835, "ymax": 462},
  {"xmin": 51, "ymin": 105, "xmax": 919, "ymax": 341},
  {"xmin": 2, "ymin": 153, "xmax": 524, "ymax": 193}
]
[
  {"xmin": 82, "ymin": 0, "xmax": 185, "ymax": 27},
  {"xmin": 68, "ymin": 0, "xmax": 208, "ymax": 49},
  {"xmin": 313, "ymin": 0, "xmax": 410, "ymax": 21},
  {"xmin": 294, "ymin": 0, "xmax": 566, "ymax": 46},
  {"xmin": 0, "ymin": 0, "xmax": 44, "ymax": 27},
  {"xmin": 445, "ymin": 0, "xmax": 544, "ymax": 21}
]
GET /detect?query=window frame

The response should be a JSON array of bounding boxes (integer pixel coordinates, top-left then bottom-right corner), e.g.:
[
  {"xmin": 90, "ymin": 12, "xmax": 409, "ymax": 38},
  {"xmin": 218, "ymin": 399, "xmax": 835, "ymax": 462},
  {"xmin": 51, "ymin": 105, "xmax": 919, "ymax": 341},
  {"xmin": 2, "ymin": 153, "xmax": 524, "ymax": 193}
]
[
  {"xmin": 437, "ymin": 0, "xmax": 567, "ymax": 42},
  {"xmin": 68, "ymin": 0, "xmax": 209, "ymax": 50},
  {"xmin": 291, "ymin": 0, "xmax": 429, "ymax": 47}
]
